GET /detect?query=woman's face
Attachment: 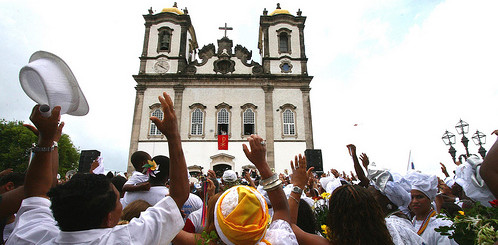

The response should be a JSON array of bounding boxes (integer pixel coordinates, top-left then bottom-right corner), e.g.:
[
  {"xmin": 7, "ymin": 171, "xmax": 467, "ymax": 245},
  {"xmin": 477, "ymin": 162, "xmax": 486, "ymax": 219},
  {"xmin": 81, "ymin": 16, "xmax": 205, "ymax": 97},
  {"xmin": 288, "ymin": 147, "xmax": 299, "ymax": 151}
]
[{"xmin": 409, "ymin": 190, "xmax": 431, "ymax": 217}]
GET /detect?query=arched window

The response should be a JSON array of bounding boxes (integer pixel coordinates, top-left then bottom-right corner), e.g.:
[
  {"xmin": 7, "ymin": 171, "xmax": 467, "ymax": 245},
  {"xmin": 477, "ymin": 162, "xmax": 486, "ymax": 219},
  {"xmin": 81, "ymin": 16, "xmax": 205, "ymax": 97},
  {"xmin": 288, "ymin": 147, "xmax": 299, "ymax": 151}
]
[
  {"xmin": 279, "ymin": 32, "xmax": 289, "ymax": 53},
  {"xmin": 243, "ymin": 108, "xmax": 255, "ymax": 135},
  {"xmin": 189, "ymin": 103, "xmax": 206, "ymax": 138},
  {"xmin": 150, "ymin": 108, "xmax": 163, "ymax": 135},
  {"xmin": 283, "ymin": 109, "xmax": 296, "ymax": 136},
  {"xmin": 217, "ymin": 108, "xmax": 229, "ymax": 135},
  {"xmin": 191, "ymin": 108, "xmax": 203, "ymax": 135},
  {"xmin": 158, "ymin": 27, "xmax": 173, "ymax": 52}
]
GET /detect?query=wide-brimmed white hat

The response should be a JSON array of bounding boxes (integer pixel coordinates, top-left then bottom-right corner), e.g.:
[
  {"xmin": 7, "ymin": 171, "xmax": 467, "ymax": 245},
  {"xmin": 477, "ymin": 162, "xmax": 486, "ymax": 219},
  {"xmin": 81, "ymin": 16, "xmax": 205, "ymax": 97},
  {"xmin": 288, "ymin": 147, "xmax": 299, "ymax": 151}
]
[{"xmin": 19, "ymin": 51, "xmax": 89, "ymax": 116}]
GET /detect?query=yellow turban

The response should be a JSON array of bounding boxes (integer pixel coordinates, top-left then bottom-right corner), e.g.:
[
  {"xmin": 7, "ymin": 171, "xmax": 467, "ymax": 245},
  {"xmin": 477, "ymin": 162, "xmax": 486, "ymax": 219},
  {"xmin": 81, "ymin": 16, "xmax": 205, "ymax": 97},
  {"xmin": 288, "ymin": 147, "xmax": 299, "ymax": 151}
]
[{"xmin": 214, "ymin": 185, "xmax": 271, "ymax": 245}]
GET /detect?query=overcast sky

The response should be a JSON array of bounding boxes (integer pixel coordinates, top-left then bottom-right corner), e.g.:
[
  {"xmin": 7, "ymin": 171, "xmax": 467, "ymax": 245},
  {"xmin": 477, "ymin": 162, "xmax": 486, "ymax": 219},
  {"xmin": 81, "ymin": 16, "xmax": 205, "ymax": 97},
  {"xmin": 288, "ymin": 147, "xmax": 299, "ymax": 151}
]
[{"xmin": 1, "ymin": 0, "xmax": 497, "ymax": 177}]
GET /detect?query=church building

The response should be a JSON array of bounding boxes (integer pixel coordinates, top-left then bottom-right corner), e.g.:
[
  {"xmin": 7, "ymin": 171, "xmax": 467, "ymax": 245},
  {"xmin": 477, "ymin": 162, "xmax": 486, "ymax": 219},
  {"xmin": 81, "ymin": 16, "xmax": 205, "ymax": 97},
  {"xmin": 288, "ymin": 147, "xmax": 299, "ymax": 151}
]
[{"xmin": 127, "ymin": 3, "xmax": 316, "ymax": 176}]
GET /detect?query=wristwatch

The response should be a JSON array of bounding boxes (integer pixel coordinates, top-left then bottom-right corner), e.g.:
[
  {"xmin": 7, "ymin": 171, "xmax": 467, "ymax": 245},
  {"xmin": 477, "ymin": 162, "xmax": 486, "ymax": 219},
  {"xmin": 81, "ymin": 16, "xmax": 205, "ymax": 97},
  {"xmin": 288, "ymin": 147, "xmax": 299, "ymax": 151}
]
[
  {"xmin": 32, "ymin": 141, "xmax": 58, "ymax": 153},
  {"xmin": 291, "ymin": 185, "xmax": 303, "ymax": 195}
]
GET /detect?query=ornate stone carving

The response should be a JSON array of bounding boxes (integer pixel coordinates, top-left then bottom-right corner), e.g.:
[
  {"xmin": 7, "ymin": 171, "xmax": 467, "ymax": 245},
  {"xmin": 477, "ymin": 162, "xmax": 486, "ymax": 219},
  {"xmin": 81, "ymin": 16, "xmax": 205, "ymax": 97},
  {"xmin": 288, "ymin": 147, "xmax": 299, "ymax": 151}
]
[
  {"xmin": 189, "ymin": 103, "xmax": 207, "ymax": 109},
  {"xmin": 197, "ymin": 43, "xmax": 215, "ymax": 65},
  {"xmin": 215, "ymin": 102, "xmax": 232, "ymax": 109},
  {"xmin": 213, "ymin": 57, "xmax": 235, "ymax": 74}
]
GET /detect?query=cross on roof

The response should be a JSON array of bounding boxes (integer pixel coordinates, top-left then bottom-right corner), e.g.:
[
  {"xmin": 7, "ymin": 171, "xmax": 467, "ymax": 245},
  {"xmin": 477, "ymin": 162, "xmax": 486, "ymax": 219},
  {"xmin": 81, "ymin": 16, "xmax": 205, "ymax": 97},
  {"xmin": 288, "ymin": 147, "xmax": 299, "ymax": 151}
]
[{"xmin": 218, "ymin": 23, "xmax": 233, "ymax": 38}]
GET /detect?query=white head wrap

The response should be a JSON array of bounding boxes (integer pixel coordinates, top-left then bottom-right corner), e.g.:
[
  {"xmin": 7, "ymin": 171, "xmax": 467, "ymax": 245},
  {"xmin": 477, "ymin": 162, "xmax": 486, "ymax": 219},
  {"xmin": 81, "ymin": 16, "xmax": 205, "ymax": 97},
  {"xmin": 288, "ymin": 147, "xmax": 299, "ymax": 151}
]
[
  {"xmin": 410, "ymin": 172, "xmax": 438, "ymax": 201},
  {"xmin": 222, "ymin": 170, "xmax": 237, "ymax": 182},
  {"xmin": 368, "ymin": 170, "xmax": 411, "ymax": 209}
]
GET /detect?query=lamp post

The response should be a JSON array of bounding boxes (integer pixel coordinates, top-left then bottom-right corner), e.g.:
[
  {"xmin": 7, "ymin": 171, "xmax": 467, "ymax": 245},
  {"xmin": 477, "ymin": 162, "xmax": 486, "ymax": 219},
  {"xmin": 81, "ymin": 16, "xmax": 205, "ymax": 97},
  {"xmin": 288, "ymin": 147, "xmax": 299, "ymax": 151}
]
[
  {"xmin": 442, "ymin": 130, "xmax": 457, "ymax": 163},
  {"xmin": 472, "ymin": 130, "xmax": 487, "ymax": 159},
  {"xmin": 455, "ymin": 119, "xmax": 470, "ymax": 157}
]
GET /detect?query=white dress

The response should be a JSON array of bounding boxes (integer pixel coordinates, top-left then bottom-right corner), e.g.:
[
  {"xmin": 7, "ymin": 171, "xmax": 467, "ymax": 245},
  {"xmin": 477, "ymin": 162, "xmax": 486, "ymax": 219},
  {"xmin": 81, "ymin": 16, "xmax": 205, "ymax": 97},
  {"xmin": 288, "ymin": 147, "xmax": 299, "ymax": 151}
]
[
  {"xmin": 413, "ymin": 216, "xmax": 457, "ymax": 245},
  {"xmin": 386, "ymin": 214, "xmax": 426, "ymax": 245},
  {"xmin": 261, "ymin": 219, "xmax": 298, "ymax": 245}
]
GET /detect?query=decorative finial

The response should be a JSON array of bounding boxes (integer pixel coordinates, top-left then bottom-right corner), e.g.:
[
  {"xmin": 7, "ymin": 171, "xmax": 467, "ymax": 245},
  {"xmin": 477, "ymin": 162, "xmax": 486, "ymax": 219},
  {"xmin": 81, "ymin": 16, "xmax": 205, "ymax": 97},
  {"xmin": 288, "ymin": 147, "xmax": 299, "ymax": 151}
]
[
  {"xmin": 297, "ymin": 9, "xmax": 302, "ymax": 16},
  {"xmin": 173, "ymin": 2, "xmax": 178, "ymax": 8},
  {"xmin": 263, "ymin": 8, "xmax": 268, "ymax": 16},
  {"xmin": 184, "ymin": 7, "xmax": 188, "ymax": 14},
  {"xmin": 276, "ymin": 3, "xmax": 281, "ymax": 9},
  {"xmin": 148, "ymin": 7, "xmax": 153, "ymax": 14}
]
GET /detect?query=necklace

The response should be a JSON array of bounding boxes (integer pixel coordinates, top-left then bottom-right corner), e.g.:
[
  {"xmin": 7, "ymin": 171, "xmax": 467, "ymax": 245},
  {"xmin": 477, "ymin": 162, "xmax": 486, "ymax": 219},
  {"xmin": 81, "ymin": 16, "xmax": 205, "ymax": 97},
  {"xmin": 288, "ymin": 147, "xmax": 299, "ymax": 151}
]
[{"xmin": 413, "ymin": 209, "xmax": 436, "ymax": 235}]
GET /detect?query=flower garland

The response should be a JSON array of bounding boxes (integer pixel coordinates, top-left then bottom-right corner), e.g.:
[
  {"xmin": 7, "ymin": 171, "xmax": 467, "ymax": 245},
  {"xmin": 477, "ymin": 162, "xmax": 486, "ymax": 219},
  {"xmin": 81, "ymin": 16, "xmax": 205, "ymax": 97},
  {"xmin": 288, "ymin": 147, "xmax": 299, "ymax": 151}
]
[{"xmin": 435, "ymin": 200, "xmax": 498, "ymax": 244}]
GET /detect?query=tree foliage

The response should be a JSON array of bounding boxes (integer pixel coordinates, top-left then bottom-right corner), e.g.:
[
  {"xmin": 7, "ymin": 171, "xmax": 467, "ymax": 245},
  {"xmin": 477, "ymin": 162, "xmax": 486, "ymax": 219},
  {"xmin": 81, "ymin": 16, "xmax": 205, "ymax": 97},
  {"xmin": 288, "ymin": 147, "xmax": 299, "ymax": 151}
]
[{"xmin": 0, "ymin": 119, "xmax": 80, "ymax": 176}]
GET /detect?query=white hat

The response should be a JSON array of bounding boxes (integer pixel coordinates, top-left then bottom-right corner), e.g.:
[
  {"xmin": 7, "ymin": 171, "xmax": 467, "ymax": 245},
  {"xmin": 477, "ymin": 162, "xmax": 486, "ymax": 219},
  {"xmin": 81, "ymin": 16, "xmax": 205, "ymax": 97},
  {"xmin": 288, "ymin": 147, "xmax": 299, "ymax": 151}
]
[
  {"xmin": 19, "ymin": 51, "xmax": 89, "ymax": 116},
  {"xmin": 410, "ymin": 172, "xmax": 438, "ymax": 201},
  {"xmin": 222, "ymin": 170, "xmax": 237, "ymax": 182}
]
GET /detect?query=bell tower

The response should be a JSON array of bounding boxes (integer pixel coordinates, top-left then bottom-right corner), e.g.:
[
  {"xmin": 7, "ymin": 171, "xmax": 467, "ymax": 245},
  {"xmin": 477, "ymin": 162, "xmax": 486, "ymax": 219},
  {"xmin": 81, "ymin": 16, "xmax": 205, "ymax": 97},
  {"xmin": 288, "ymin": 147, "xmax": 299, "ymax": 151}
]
[
  {"xmin": 139, "ymin": 3, "xmax": 198, "ymax": 75},
  {"xmin": 258, "ymin": 3, "xmax": 308, "ymax": 75}
]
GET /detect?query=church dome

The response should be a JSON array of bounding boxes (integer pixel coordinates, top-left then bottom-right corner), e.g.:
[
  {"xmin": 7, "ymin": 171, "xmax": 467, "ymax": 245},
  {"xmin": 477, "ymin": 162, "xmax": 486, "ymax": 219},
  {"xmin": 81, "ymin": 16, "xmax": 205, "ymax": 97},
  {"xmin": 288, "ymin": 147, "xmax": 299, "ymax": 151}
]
[
  {"xmin": 161, "ymin": 2, "xmax": 184, "ymax": 15},
  {"xmin": 269, "ymin": 3, "xmax": 292, "ymax": 16}
]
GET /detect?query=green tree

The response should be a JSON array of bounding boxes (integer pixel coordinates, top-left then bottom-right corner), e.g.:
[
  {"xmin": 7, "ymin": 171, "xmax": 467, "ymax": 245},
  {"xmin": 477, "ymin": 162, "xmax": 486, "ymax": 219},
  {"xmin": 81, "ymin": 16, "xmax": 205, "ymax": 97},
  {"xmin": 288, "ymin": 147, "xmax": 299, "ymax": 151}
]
[{"xmin": 0, "ymin": 119, "xmax": 80, "ymax": 176}]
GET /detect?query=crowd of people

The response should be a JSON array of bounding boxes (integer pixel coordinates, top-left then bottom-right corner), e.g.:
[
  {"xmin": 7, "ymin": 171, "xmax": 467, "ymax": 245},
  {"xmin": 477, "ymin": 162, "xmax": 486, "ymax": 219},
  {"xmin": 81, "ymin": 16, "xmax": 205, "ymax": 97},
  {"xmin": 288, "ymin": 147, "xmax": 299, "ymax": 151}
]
[{"xmin": 0, "ymin": 92, "xmax": 497, "ymax": 244}]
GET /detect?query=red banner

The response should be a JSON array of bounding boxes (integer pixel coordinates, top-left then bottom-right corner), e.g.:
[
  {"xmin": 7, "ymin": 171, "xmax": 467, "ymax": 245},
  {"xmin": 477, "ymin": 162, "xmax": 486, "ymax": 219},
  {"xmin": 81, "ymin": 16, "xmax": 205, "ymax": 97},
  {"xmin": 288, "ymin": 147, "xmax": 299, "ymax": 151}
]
[{"xmin": 218, "ymin": 135, "xmax": 228, "ymax": 150}]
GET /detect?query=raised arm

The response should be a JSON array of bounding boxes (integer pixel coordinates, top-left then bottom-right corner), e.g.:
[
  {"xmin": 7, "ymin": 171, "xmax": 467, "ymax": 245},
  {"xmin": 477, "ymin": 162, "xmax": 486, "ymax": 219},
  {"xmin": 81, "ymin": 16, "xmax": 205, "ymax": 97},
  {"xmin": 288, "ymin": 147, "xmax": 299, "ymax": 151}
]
[
  {"xmin": 480, "ymin": 130, "xmax": 498, "ymax": 199},
  {"xmin": 288, "ymin": 154, "xmax": 312, "ymax": 224},
  {"xmin": 24, "ymin": 105, "xmax": 63, "ymax": 198},
  {"xmin": 150, "ymin": 92, "xmax": 188, "ymax": 209},
  {"xmin": 243, "ymin": 135, "xmax": 289, "ymax": 222},
  {"xmin": 347, "ymin": 144, "xmax": 369, "ymax": 187}
]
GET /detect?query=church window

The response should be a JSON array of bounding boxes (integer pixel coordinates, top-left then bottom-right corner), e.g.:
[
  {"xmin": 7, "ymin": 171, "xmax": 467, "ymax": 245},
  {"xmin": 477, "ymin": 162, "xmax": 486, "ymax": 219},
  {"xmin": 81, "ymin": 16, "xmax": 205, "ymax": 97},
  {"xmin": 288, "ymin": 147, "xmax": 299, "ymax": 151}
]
[
  {"xmin": 277, "ymin": 28, "xmax": 292, "ymax": 54},
  {"xmin": 150, "ymin": 108, "xmax": 163, "ymax": 135},
  {"xmin": 283, "ymin": 109, "xmax": 295, "ymax": 135},
  {"xmin": 279, "ymin": 60, "xmax": 293, "ymax": 73},
  {"xmin": 191, "ymin": 109, "xmax": 203, "ymax": 135},
  {"xmin": 243, "ymin": 108, "xmax": 255, "ymax": 135},
  {"xmin": 217, "ymin": 109, "xmax": 229, "ymax": 135},
  {"xmin": 158, "ymin": 27, "xmax": 173, "ymax": 52},
  {"xmin": 215, "ymin": 103, "xmax": 232, "ymax": 137},
  {"xmin": 279, "ymin": 33, "xmax": 289, "ymax": 53},
  {"xmin": 280, "ymin": 103, "xmax": 297, "ymax": 137},
  {"xmin": 241, "ymin": 103, "xmax": 258, "ymax": 137},
  {"xmin": 189, "ymin": 103, "xmax": 206, "ymax": 138}
]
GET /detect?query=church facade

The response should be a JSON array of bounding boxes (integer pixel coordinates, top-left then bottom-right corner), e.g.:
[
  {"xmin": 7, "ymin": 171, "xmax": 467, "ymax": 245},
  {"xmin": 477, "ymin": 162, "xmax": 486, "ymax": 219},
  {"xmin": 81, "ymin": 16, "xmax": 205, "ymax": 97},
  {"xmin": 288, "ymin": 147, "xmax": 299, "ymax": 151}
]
[{"xmin": 127, "ymin": 4, "xmax": 315, "ymax": 176}]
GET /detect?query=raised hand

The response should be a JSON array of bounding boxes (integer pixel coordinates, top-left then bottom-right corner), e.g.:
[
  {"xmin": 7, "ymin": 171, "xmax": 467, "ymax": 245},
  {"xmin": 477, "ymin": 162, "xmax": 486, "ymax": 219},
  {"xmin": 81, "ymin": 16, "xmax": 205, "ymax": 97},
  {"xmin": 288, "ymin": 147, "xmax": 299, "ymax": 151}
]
[
  {"xmin": 330, "ymin": 168, "xmax": 340, "ymax": 178},
  {"xmin": 359, "ymin": 153, "xmax": 369, "ymax": 170},
  {"xmin": 346, "ymin": 144, "xmax": 356, "ymax": 156},
  {"xmin": 242, "ymin": 135, "xmax": 268, "ymax": 172},
  {"xmin": 29, "ymin": 105, "xmax": 62, "ymax": 145},
  {"xmin": 290, "ymin": 154, "xmax": 313, "ymax": 189},
  {"xmin": 440, "ymin": 162, "xmax": 449, "ymax": 178},
  {"xmin": 150, "ymin": 92, "xmax": 178, "ymax": 139}
]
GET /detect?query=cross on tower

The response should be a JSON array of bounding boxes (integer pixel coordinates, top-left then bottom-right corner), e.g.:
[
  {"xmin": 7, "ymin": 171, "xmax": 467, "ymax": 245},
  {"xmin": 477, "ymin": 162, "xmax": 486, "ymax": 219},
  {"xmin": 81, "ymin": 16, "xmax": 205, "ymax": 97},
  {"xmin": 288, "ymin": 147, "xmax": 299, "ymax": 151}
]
[{"xmin": 218, "ymin": 23, "xmax": 233, "ymax": 38}]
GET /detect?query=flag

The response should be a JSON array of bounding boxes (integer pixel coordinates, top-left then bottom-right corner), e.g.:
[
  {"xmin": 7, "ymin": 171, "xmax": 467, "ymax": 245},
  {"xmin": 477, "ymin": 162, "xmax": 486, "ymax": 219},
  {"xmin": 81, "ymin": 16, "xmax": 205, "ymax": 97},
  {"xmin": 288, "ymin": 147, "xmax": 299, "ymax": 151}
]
[
  {"xmin": 407, "ymin": 150, "xmax": 415, "ymax": 172},
  {"xmin": 218, "ymin": 135, "xmax": 228, "ymax": 150}
]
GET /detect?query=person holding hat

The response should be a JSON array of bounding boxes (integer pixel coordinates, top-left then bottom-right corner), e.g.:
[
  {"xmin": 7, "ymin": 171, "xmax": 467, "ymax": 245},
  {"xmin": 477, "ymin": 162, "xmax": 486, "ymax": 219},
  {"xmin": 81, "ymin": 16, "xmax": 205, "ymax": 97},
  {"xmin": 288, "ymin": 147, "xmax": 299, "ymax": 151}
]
[
  {"xmin": 7, "ymin": 92, "xmax": 190, "ymax": 245},
  {"xmin": 409, "ymin": 172, "xmax": 456, "ymax": 245}
]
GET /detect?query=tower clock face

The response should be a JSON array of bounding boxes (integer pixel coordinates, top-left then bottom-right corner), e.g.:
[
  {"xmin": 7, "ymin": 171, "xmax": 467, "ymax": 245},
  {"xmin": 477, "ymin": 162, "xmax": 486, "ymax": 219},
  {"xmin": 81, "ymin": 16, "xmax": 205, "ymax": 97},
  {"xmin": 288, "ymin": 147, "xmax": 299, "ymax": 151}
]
[{"xmin": 154, "ymin": 58, "xmax": 170, "ymax": 74}]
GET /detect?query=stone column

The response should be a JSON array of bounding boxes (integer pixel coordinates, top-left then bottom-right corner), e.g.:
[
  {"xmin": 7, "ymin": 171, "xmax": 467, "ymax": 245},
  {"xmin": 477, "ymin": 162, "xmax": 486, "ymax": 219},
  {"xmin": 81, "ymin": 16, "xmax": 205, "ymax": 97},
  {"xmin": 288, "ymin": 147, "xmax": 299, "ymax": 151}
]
[
  {"xmin": 173, "ymin": 84, "xmax": 185, "ymax": 134},
  {"xmin": 262, "ymin": 84, "xmax": 275, "ymax": 169},
  {"xmin": 127, "ymin": 84, "xmax": 146, "ymax": 174},
  {"xmin": 139, "ymin": 23, "xmax": 151, "ymax": 74},
  {"xmin": 301, "ymin": 86, "xmax": 314, "ymax": 149}
]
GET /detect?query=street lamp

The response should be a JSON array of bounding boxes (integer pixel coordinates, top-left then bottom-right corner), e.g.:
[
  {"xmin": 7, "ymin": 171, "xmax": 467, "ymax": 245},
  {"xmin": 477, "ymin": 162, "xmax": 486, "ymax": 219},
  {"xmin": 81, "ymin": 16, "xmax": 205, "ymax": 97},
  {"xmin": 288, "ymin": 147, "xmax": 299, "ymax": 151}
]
[
  {"xmin": 455, "ymin": 119, "xmax": 470, "ymax": 157},
  {"xmin": 472, "ymin": 130, "xmax": 487, "ymax": 159},
  {"xmin": 442, "ymin": 130, "xmax": 457, "ymax": 163}
]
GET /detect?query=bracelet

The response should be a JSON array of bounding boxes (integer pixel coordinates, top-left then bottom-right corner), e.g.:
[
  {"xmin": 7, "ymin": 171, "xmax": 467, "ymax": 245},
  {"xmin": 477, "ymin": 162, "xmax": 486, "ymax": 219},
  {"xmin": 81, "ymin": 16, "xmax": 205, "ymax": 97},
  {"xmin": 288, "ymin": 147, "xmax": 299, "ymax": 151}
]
[
  {"xmin": 263, "ymin": 179, "xmax": 282, "ymax": 191},
  {"xmin": 289, "ymin": 195, "xmax": 300, "ymax": 204},
  {"xmin": 261, "ymin": 173, "xmax": 278, "ymax": 186},
  {"xmin": 31, "ymin": 141, "xmax": 58, "ymax": 153}
]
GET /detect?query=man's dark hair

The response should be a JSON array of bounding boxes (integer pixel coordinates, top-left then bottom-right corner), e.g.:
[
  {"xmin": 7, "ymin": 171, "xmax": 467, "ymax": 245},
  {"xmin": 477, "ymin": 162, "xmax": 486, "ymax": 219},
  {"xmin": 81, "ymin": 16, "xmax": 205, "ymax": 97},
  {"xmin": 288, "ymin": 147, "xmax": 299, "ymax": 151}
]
[
  {"xmin": 130, "ymin": 151, "xmax": 151, "ymax": 171},
  {"xmin": 111, "ymin": 175, "xmax": 127, "ymax": 197},
  {"xmin": 0, "ymin": 172, "xmax": 25, "ymax": 188},
  {"xmin": 149, "ymin": 155, "xmax": 170, "ymax": 185},
  {"xmin": 297, "ymin": 199, "xmax": 317, "ymax": 234},
  {"xmin": 47, "ymin": 173, "xmax": 117, "ymax": 231}
]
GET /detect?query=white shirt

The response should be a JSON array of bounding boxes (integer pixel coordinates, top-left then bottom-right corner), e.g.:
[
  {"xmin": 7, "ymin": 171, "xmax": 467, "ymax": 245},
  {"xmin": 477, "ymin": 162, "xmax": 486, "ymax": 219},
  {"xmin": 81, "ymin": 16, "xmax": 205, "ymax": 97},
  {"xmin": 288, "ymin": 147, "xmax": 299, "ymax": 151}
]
[
  {"xmin": 182, "ymin": 194, "xmax": 203, "ymax": 218},
  {"xmin": 7, "ymin": 196, "xmax": 183, "ymax": 245},
  {"xmin": 386, "ymin": 214, "xmax": 426, "ymax": 245},
  {"xmin": 261, "ymin": 220, "xmax": 298, "ymax": 245},
  {"xmin": 122, "ymin": 186, "xmax": 169, "ymax": 208},
  {"xmin": 186, "ymin": 208, "xmax": 204, "ymax": 233},
  {"xmin": 124, "ymin": 171, "xmax": 149, "ymax": 186},
  {"xmin": 413, "ymin": 216, "xmax": 456, "ymax": 245}
]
